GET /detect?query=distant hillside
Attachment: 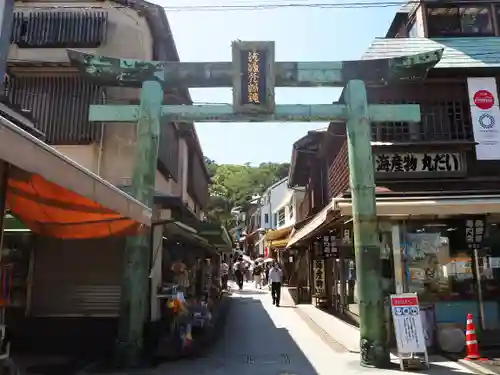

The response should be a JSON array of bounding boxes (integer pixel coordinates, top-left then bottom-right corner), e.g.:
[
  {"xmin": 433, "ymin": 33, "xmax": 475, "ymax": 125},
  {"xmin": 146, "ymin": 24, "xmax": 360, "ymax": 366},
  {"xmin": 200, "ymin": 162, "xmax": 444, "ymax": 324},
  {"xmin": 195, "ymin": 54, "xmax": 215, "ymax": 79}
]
[{"xmin": 204, "ymin": 157, "xmax": 289, "ymax": 228}]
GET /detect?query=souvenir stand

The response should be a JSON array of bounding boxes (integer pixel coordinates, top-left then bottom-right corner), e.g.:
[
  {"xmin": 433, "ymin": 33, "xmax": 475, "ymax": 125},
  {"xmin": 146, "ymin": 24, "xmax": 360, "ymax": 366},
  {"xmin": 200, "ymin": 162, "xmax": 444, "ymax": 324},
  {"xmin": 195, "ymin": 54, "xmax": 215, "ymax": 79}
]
[{"xmin": 155, "ymin": 238, "xmax": 223, "ymax": 359}]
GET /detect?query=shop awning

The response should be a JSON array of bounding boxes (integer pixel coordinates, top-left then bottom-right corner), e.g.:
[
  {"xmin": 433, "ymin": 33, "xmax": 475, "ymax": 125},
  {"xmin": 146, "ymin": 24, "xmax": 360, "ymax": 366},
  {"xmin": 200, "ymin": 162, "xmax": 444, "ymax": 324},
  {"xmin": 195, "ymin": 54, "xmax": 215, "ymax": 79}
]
[
  {"xmin": 163, "ymin": 221, "xmax": 214, "ymax": 253},
  {"xmin": 0, "ymin": 115, "xmax": 151, "ymax": 239},
  {"xmin": 4, "ymin": 214, "xmax": 29, "ymax": 233},
  {"xmin": 336, "ymin": 194, "xmax": 500, "ymax": 217},
  {"xmin": 268, "ymin": 238, "xmax": 289, "ymax": 248},
  {"xmin": 264, "ymin": 225, "xmax": 294, "ymax": 248},
  {"xmin": 197, "ymin": 223, "xmax": 233, "ymax": 252},
  {"xmin": 286, "ymin": 201, "xmax": 338, "ymax": 248},
  {"xmin": 264, "ymin": 225, "xmax": 294, "ymax": 242}
]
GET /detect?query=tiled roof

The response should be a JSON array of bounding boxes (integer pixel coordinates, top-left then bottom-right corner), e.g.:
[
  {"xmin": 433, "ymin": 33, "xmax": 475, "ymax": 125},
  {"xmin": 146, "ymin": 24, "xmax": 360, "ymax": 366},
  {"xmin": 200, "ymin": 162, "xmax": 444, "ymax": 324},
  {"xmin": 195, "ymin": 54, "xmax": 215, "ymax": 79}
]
[{"xmin": 362, "ymin": 37, "xmax": 500, "ymax": 68}]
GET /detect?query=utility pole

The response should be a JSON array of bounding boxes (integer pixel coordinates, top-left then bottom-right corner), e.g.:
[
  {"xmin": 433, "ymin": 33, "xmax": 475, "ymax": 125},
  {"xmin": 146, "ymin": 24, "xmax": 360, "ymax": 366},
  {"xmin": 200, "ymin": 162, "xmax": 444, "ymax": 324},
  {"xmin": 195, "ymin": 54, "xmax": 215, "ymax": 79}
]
[{"xmin": 345, "ymin": 80, "xmax": 390, "ymax": 368}]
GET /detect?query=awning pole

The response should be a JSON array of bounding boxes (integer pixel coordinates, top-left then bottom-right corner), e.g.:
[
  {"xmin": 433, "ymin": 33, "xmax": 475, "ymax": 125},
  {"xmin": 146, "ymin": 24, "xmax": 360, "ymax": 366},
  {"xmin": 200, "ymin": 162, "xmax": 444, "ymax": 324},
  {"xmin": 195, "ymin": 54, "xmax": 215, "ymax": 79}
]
[
  {"xmin": 0, "ymin": 162, "xmax": 9, "ymax": 332},
  {"xmin": 0, "ymin": 162, "xmax": 9, "ymax": 257}
]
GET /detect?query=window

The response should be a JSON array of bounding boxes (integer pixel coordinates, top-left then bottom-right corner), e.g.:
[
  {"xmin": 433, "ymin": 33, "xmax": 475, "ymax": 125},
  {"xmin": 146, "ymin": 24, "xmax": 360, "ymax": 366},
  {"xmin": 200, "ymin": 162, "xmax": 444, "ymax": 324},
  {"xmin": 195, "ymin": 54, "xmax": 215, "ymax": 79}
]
[
  {"xmin": 288, "ymin": 201, "xmax": 294, "ymax": 219},
  {"xmin": 273, "ymin": 213, "xmax": 278, "ymax": 228},
  {"xmin": 427, "ymin": 6, "xmax": 493, "ymax": 37},
  {"xmin": 278, "ymin": 208, "xmax": 286, "ymax": 227},
  {"xmin": 265, "ymin": 213, "xmax": 269, "ymax": 224}
]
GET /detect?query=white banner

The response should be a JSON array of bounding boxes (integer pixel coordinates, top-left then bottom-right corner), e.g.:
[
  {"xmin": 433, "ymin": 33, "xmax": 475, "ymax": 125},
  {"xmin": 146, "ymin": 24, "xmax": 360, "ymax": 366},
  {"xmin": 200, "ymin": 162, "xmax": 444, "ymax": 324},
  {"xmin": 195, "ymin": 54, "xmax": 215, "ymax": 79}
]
[
  {"xmin": 467, "ymin": 77, "xmax": 500, "ymax": 160},
  {"xmin": 467, "ymin": 77, "xmax": 499, "ymax": 106},
  {"xmin": 470, "ymin": 106, "xmax": 500, "ymax": 160}
]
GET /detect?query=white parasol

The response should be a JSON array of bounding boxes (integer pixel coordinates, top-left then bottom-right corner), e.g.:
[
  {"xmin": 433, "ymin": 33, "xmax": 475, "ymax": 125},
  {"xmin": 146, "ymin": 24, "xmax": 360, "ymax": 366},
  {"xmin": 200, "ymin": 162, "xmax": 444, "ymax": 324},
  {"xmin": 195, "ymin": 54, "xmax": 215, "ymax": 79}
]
[{"xmin": 242, "ymin": 255, "xmax": 253, "ymax": 264}]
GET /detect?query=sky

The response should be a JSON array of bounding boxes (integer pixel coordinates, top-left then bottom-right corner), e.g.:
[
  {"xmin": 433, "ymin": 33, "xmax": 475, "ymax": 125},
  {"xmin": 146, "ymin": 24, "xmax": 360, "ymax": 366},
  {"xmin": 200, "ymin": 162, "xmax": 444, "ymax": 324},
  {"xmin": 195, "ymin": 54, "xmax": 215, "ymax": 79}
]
[{"xmin": 151, "ymin": 0, "xmax": 399, "ymax": 165}]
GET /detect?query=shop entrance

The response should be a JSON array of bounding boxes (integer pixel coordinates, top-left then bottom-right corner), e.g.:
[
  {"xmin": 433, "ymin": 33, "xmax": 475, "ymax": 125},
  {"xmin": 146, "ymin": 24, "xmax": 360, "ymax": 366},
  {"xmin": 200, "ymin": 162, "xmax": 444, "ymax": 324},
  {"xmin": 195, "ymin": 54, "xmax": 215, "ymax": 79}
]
[
  {"xmin": 398, "ymin": 217, "xmax": 500, "ymax": 350},
  {"xmin": 329, "ymin": 227, "xmax": 396, "ymax": 324}
]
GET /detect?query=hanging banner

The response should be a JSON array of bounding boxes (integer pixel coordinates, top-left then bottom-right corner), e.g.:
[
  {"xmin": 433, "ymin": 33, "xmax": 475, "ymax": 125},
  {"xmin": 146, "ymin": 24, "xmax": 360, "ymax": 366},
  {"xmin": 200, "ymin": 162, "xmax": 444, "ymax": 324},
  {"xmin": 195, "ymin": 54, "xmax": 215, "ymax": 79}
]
[{"xmin": 467, "ymin": 77, "xmax": 500, "ymax": 160}]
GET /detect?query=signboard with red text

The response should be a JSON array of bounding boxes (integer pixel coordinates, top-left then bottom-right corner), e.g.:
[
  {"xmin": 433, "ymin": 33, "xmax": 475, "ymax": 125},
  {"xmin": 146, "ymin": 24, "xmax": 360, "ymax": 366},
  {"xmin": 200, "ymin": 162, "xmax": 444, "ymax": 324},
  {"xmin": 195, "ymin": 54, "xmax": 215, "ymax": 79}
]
[{"xmin": 390, "ymin": 293, "xmax": 429, "ymax": 370}]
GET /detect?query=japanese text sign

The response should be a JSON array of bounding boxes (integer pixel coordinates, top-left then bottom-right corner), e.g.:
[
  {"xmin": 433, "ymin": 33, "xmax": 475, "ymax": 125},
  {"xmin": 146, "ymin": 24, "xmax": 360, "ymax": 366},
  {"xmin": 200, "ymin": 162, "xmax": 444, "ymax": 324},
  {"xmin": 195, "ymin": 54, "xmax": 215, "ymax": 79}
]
[
  {"xmin": 390, "ymin": 293, "xmax": 426, "ymax": 355},
  {"xmin": 374, "ymin": 152, "xmax": 463, "ymax": 177}
]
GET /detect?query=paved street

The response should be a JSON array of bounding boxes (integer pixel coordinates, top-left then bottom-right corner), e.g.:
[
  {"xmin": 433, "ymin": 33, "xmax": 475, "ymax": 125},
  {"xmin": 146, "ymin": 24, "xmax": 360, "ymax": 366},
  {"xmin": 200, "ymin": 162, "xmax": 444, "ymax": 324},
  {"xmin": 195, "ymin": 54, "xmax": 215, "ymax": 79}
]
[{"xmin": 141, "ymin": 282, "xmax": 475, "ymax": 375}]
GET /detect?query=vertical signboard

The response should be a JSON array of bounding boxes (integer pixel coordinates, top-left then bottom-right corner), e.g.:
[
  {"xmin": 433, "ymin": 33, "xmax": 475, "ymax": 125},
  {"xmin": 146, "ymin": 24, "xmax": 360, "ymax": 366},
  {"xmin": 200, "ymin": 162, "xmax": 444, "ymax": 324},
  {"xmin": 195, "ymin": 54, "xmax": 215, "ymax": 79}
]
[
  {"xmin": 467, "ymin": 77, "xmax": 500, "ymax": 160},
  {"xmin": 314, "ymin": 259, "xmax": 325, "ymax": 295},
  {"xmin": 232, "ymin": 41, "xmax": 275, "ymax": 114},
  {"xmin": 390, "ymin": 293, "xmax": 429, "ymax": 370}
]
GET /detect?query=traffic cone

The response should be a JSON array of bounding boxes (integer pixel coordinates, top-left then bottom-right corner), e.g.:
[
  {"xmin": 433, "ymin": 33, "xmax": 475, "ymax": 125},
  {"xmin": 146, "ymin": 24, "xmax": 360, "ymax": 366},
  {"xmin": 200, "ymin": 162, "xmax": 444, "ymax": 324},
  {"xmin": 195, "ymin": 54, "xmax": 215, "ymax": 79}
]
[{"xmin": 464, "ymin": 313, "xmax": 487, "ymax": 361}]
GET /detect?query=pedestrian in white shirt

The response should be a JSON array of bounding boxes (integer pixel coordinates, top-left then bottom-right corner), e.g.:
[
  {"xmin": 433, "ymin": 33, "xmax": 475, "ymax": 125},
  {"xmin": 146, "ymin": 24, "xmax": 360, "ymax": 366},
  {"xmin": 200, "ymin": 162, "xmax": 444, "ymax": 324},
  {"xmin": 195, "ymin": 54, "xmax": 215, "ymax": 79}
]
[
  {"xmin": 220, "ymin": 260, "xmax": 229, "ymax": 290},
  {"xmin": 268, "ymin": 262, "xmax": 283, "ymax": 306}
]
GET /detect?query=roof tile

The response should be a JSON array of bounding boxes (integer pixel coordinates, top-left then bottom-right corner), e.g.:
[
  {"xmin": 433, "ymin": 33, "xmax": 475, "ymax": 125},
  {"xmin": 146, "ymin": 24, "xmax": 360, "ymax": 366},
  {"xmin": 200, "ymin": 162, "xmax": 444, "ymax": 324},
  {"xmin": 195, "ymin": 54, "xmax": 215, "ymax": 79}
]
[{"xmin": 362, "ymin": 37, "xmax": 500, "ymax": 68}]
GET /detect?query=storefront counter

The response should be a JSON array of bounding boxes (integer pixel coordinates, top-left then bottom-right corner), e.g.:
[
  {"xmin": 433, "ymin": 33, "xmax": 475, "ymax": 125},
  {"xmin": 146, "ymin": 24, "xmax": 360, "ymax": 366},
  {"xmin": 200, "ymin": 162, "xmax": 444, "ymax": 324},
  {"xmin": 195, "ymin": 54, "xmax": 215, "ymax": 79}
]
[{"xmin": 434, "ymin": 300, "xmax": 499, "ymax": 329}]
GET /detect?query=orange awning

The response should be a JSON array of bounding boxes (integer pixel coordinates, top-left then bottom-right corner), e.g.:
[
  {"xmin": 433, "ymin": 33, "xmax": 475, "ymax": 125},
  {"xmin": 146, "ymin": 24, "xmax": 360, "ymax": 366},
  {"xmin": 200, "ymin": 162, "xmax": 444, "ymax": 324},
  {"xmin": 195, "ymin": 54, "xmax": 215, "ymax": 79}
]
[
  {"xmin": 0, "ymin": 114, "xmax": 152, "ymax": 239},
  {"xmin": 7, "ymin": 170, "xmax": 141, "ymax": 239}
]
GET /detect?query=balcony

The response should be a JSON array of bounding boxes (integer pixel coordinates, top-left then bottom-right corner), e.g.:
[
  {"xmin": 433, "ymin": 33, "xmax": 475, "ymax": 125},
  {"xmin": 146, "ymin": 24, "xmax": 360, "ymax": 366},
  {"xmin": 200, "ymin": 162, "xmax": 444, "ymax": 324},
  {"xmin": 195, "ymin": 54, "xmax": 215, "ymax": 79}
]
[{"xmin": 368, "ymin": 80, "xmax": 473, "ymax": 143}]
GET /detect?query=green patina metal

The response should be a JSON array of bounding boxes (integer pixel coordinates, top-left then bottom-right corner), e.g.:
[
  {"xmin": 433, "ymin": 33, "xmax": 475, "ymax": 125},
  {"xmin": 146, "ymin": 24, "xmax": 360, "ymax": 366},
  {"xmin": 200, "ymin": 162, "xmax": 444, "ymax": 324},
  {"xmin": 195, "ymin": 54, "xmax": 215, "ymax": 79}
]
[
  {"xmin": 67, "ymin": 41, "xmax": 443, "ymax": 369},
  {"xmin": 89, "ymin": 103, "xmax": 421, "ymax": 123}
]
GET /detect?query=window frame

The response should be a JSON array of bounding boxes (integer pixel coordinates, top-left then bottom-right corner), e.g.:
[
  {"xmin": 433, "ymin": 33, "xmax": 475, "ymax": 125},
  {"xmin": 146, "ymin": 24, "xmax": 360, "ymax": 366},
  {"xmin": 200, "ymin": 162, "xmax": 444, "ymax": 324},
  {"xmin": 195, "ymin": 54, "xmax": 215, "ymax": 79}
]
[
  {"xmin": 426, "ymin": 3, "xmax": 494, "ymax": 37},
  {"xmin": 278, "ymin": 208, "xmax": 286, "ymax": 227}
]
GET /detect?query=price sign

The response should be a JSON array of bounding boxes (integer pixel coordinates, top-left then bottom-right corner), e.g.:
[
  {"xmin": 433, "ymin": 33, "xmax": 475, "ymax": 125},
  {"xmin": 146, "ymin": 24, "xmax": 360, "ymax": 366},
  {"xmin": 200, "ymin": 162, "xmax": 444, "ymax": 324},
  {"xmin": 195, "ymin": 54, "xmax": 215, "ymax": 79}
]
[{"xmin": 390, "ymin": 293, "xmax": 429, "ymax": 370}]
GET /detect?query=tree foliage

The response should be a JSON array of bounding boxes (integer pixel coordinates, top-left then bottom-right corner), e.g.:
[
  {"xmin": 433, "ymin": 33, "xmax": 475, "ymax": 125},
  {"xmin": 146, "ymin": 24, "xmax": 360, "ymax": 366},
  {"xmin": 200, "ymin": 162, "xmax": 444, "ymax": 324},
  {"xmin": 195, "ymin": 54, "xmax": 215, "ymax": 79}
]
[{"xmin": 204, "ymin": 157, "xmax": 289, "ymax": 228}]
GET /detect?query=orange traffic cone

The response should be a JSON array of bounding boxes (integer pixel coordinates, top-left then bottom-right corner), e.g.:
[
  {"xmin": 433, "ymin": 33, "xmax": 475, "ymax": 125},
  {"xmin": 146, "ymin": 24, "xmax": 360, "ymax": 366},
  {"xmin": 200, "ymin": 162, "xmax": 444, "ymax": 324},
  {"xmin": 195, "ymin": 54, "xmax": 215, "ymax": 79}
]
[{"xmin": 464, "ymin": 313, "xmax": 487, "ymax": 361}]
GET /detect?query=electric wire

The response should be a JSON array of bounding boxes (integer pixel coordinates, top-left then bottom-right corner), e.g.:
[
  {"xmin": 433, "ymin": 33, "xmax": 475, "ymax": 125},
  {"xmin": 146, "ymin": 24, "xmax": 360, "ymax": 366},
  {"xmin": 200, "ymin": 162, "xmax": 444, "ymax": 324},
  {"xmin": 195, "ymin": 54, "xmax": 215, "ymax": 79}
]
[{"xmin": 13, "ymin": 0, "xmax": 487, "ymax": 12}]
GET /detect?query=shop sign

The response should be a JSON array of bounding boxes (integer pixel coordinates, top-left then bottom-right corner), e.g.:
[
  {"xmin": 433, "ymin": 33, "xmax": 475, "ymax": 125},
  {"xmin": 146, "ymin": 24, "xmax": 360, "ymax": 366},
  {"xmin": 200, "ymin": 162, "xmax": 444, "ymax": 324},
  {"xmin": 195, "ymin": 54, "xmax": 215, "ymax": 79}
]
[
  {"xmin": 314, "ymin": 259, "xmax": 325, "ymax": 294},
  {"xmin": 232, "ymin": 41, "xmax": 275, "ymax": 114},
  {"xmin": 313, "ymin": 235, "xmax": 338, "ymax": 259},
  {"xmin": 390, "ymin": 293, "xmax": 429, "ymax": 370},
  {"xmin": 374, "ymin": 152, "xmax": 463, "ymax": 176},
  {"xmin": 465, "ymin": 217, "xmax": 485, "ymax": 249},
  {"xmin": 342, "ymin": 228, "xmax": 352, "ymax": 245}
]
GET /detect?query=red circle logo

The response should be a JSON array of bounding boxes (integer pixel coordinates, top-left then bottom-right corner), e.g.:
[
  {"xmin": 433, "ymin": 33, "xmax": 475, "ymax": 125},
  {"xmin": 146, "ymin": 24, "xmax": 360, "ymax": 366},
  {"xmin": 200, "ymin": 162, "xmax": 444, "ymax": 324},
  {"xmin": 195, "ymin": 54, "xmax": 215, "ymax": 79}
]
[{"xmin": 473, "ymin": 90, "xmax": 495, "ymax": 110}]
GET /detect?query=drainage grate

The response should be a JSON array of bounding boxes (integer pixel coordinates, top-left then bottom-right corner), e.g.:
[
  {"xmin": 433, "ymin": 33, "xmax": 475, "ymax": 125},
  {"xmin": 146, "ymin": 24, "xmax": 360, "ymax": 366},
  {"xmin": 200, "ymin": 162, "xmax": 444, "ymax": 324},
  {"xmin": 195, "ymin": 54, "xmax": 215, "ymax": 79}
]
[{"xmin": 243, "ymin": 354, "xmax": 292, "ymax": 364}]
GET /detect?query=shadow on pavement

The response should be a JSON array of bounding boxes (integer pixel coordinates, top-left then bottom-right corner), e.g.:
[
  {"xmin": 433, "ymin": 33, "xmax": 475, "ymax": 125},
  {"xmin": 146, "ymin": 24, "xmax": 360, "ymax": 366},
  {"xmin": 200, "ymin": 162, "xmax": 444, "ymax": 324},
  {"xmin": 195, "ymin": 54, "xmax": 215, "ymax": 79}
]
[{"xmin": 154, "ymin": 294, "xmax": 320, "ymax": 375}]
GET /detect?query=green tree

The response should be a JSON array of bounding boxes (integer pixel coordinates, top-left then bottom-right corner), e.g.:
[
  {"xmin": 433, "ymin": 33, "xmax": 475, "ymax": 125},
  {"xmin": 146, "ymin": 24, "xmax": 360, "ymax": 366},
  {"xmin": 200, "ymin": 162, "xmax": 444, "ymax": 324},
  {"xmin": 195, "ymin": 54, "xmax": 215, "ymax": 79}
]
[{"xmin": 204, "ymin": 159, "xmax": 289, "ymax": 228}]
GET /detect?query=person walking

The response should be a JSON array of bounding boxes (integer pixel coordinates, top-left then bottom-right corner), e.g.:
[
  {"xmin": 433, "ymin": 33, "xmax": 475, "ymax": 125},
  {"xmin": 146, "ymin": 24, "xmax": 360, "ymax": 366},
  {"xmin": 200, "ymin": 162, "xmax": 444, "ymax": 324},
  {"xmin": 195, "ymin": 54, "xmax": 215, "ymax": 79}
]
[
  {"xmin": 220, "ymin": 259, "xmax": 229, "ymax": 290},
  {"xmin": 268, "ymin": 262, "xmax": 283, "ymax": 306},
  {"xmin": 233, "ymin": 258, "xmax": 244, "ymax": 290},
  {"xmin": 253, "ymin": 261, "xmax": 263, "ymax": 289}
]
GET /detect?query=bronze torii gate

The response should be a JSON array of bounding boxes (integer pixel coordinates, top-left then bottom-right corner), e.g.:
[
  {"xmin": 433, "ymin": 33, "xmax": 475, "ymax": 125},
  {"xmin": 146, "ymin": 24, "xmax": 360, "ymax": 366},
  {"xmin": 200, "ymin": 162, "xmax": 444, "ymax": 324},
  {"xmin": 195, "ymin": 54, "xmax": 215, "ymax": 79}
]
[{"xmin": 67, "ymin": 42, "xmax": 442, "ymax": 368}]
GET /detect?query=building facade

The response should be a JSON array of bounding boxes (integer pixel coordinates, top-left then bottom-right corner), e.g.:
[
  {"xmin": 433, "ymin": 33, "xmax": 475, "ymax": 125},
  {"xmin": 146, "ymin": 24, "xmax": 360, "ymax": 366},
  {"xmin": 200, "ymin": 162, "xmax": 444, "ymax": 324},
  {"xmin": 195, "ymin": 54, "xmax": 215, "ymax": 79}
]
[
  {"xmin": 3, "ymin": 0, "xmax": 211, "ymax": 354},
  {"xmin": 286, "ymin": 0, "xmax": 500, "ymax": 349},
  {"xmin": 238, "ymin": 178, "xmax": 304, "ymax": 261}
]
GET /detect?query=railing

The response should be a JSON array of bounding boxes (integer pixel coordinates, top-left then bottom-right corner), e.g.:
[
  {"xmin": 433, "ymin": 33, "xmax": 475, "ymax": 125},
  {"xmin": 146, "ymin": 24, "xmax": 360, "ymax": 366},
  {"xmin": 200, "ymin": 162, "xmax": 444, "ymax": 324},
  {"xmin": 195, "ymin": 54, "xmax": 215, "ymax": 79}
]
[
  {"xmin": 11, "ymin": 11, "xmax": 108, "ymax": 48},
  {"xmin": 5, "ymin": 75, "xmax": 103, "ymax": 145},
  {"xmin": 367, "ymin": 81, "xmax": 473, "ymax": 143}
]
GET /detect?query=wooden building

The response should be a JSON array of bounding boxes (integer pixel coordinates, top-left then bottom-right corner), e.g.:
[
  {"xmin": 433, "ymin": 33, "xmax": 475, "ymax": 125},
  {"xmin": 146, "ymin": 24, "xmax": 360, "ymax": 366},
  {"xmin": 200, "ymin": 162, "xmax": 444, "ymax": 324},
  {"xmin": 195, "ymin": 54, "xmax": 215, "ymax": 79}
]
[
  {"xmin": 2, "ymin": 0, "xmax": 214, "ymax": 355},
  {"xmin": 286, "ymin": 0, "xmax": 500, "ymax": 347}
]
